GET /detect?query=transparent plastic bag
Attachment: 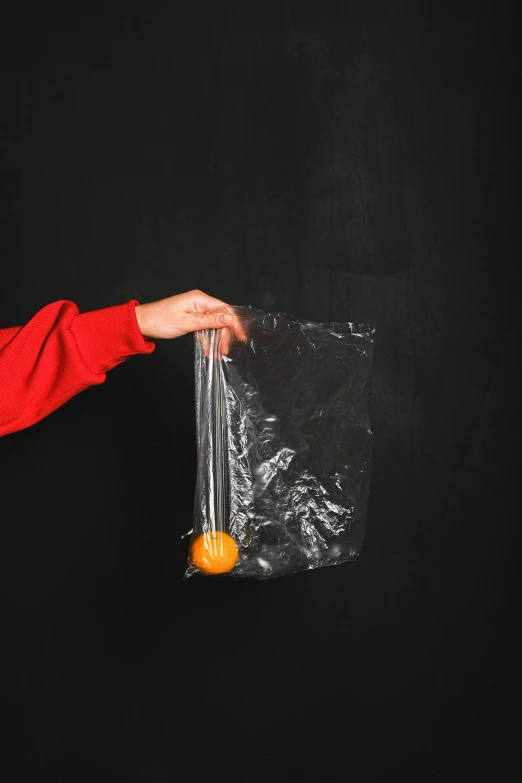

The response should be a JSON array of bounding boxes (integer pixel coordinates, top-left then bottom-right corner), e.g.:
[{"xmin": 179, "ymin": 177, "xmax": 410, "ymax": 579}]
[{"xmin": 186, "ymin": 306, "xmax": 375, "ymax": 579}]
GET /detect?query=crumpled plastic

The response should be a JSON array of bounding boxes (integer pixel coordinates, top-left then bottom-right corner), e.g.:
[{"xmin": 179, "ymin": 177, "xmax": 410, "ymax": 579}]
[{"xmin": 186, "ymin": 306, "xmax": 374, "ymax": 579}]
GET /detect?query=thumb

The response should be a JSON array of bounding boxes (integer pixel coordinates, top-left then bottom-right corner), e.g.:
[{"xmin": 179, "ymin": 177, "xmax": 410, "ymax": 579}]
[{"xmin": 187, "ymin": 308, "xmax": 233, "ymax": 332}]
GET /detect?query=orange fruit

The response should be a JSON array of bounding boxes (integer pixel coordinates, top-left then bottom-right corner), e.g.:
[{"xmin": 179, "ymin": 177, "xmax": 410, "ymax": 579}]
[{"xmin": 190, "ymin": 531, "xmax": 239, "ymax": 575}]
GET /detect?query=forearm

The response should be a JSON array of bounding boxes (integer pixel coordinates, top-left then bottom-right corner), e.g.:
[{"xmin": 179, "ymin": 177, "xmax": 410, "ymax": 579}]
[{"xmin": 0, "ymin": 300, "xmax": 154, "ymax": 437}]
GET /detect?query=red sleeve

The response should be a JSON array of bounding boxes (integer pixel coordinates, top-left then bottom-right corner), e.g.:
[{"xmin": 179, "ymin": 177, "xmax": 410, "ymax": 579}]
[{"xmin": 0, "ymin": 299, "xmax": 155, "ymax": 438}]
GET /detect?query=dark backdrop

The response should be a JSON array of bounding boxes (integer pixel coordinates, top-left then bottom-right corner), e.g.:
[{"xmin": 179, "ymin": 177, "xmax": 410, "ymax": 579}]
[{"xmin": 1, "ymin": 2, "xmax": 520, "ymax": 780}]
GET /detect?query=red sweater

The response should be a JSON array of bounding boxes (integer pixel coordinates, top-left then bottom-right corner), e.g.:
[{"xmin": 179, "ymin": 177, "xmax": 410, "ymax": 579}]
[{"xmin": 0, "ymin": 300, "xmax": 155, "ymax": 438}]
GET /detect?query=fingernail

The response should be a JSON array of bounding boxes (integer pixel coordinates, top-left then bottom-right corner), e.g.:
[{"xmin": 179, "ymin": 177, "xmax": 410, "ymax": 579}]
[{"xmin": 217, "ymin": 313, "xmax": 232, "ymax": 326}]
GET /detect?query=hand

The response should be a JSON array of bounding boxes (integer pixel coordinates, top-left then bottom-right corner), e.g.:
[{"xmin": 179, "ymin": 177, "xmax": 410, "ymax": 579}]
[{"xmin": 135, "ymin": 290, "xmax": 246, "ymax": 355}]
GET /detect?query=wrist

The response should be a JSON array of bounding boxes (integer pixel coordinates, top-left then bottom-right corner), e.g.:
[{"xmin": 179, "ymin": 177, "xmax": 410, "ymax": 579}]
[{"xmin": 135, "ymin": 304, "xmax": 152, "ymax": 339}]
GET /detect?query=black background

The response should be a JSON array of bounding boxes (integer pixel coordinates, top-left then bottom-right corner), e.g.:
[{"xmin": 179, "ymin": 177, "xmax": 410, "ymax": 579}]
[{"xmin": 1, "ymin": 2, "xmax": 520, "ymax": 780}]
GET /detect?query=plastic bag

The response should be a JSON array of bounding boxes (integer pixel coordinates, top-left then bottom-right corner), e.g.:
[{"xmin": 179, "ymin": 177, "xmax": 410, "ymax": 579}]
[{"xmin": 187, "ymin": 306, "xmax": 374, "ymax": 579}]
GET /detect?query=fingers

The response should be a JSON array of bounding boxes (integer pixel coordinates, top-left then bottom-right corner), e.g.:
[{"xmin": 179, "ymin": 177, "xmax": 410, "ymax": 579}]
[
  {"xmin": 160, "ymin": 290, "xmax": 246, "ymax": 356},
  {"xmin": 195, "ymin": 325, "xmax": 237, "ymax": 359},
  {"xmin": 203, "ymin": 309, "xmax": 247, "ymax": 350},
  {"xmin": 187, "ymin": 304, "xmax": 247, "ymax": 357},
  {"xmin": 202, "ymin": 311, "xmax": 234, "ymax": 330},
  {"xmin": 194, "ymin": 317, "xmax": 247, "ymax": 359}
]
